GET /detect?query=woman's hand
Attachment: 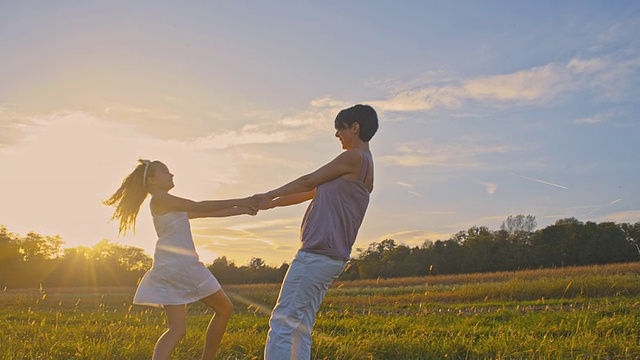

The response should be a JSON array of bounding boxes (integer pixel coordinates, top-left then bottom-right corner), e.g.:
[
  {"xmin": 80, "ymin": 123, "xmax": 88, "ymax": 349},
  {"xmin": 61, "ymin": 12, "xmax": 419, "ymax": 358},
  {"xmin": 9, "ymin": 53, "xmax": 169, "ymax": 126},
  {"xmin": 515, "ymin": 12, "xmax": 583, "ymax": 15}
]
[
  {"xmin": 236, "ymin": 206, "xmax": 258, "ymax": 216},
  {"xmin": 241, "ymin": 195, "xmax": 262, "ymax": 211},
  {"xmin": 252, "ymin": 193, "xmax": 274, "ymax": 209}
]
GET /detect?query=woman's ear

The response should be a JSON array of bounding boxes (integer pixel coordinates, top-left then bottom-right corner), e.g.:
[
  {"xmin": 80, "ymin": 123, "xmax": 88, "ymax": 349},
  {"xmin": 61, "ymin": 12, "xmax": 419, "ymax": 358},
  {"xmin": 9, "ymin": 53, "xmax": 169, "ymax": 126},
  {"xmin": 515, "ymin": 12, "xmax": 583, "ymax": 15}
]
[{"xmin": 351, "ymin": 121, "xmax": 360, "ymax": 133}]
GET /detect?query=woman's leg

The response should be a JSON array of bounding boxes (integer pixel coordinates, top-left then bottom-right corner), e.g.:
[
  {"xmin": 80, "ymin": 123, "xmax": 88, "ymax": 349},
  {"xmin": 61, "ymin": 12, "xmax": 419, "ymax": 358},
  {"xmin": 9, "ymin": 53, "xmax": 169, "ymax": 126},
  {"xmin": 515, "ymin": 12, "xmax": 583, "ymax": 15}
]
[
  {"xmin": 264, "ymin": 257, "xmax": 304, "ymax": 360},
  {"xmin": 264, "ymin": 251, "xmax": 346, "ymax": 360},
  {"xmin": 199, "ymin": 289, "xmax": 234, "ymax": 360},
  {"xmin": 291, "ymin": 253, "xmax": 346, "ymax": 359},
  {"xmin": 153, "ymin": 305, "xmax": 187, "ymax": 360}
]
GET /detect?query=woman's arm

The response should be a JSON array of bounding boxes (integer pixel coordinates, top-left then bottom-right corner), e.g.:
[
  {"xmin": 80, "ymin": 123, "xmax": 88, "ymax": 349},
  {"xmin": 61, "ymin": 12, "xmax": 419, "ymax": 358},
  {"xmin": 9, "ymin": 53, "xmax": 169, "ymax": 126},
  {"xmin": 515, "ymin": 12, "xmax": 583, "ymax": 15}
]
[
  {"xmin": 188, "ymin": 206, "xmax": 257, "ymax": 219},
  {"xmin": 258, "ymin": 190, "xmax": 316, "ymax": 210},
  {"xmin": 259, "ymin": 150, "xmax": 362, "ymax": 201}
]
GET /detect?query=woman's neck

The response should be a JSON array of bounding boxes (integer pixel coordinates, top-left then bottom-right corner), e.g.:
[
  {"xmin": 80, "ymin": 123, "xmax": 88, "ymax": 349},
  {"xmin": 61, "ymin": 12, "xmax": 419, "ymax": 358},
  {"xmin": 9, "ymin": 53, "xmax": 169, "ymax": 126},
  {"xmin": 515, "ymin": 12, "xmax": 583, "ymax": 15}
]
[{"xmin": 348, "ymin": 140, "xmax": 370, "ymax": 152}]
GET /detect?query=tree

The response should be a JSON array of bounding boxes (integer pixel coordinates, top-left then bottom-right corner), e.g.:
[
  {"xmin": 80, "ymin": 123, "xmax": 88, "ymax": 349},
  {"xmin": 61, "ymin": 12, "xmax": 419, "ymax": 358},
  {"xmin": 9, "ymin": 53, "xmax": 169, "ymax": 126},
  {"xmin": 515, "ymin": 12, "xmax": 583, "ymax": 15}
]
[
  {"xmin": 500, "ymin": 215, "xmax": 537, "ymax": 234},
  {"xmin": 380, "ymin": 244, "xmax": 412, "ymax": 277},
  {"xmin": 583, "ymin": 222, "xmax": 634, "ymax": 264},
  {"xmin": 355, "ymin": 240, "xmax": 398, "ymax": 278},
  {"xmin": 0, "ymin": 226, "xmax": 21, "ymax": 287},
  {"xmin": 621, "ymin": 222, "xmax": 640, "ymax": 259},
  {"xmin": 208, "ymin": 256, "xmax": 242, "ymax": 284},
  {"xmin": 498, "ymin": 215, "xmax": 537, "ymax": 269},
  {"xmin": 18, "ymin": 232, "xmax": 63, "ymax": 261},
  {"xmin": 103, "ymin": 241, "xmax": 152, "ymax": 272},
  {"xmin": 248, "ymin": 257, "xmax": 266, "ymax": 269},
  {"xmin": 459, "ymin": 226, "xmax": 497, "ymax": 273},
  {"xmin": 531, "ymin": 218, "xmax": 582, "ymax": 267},
  {"xmin": 426, "ymin": 239, "xmax": 463, "ymax": 275}
]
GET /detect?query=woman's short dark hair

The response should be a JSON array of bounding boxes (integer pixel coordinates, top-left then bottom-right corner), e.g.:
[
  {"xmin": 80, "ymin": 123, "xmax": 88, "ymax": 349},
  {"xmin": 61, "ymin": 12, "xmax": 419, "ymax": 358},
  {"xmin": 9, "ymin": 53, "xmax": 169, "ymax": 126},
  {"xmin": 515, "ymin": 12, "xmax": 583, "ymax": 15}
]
[{"xmin": 334, "ymin": 104, "xmax": 379, "ymax": 142}]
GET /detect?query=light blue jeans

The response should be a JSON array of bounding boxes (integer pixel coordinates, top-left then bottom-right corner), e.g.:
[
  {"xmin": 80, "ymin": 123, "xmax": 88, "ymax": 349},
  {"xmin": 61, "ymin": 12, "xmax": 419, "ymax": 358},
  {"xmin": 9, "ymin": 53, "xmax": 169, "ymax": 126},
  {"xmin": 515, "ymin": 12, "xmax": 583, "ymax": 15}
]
[{"xmin": 264, "ymin": 251, "xmax": 347, "ymax": 360}]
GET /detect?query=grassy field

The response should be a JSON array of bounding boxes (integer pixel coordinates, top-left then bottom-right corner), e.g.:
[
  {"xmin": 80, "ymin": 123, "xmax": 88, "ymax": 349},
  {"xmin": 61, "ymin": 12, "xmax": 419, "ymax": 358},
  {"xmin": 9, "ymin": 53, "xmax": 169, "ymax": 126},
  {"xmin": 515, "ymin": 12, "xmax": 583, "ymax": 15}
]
[{"xmin": 2, "ymin": 262, "xmax": 639, "ymax": 359}]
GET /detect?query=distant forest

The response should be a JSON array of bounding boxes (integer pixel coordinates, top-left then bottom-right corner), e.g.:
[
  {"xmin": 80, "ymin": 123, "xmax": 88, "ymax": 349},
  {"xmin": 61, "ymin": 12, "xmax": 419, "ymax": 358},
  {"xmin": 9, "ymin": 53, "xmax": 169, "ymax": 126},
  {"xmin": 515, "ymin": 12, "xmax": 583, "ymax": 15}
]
[{"xmin": 1, "ymin": 215, "xmax": 639, "ymax": 288}]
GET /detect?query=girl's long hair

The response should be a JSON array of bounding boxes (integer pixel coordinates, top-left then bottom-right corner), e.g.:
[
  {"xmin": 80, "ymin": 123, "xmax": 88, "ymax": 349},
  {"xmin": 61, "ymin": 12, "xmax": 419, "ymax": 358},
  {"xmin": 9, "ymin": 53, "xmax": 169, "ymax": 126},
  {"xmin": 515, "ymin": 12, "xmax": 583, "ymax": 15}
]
[{"xmin": 103, "ymin": 159, "xmax": 156, "ymax": 235}]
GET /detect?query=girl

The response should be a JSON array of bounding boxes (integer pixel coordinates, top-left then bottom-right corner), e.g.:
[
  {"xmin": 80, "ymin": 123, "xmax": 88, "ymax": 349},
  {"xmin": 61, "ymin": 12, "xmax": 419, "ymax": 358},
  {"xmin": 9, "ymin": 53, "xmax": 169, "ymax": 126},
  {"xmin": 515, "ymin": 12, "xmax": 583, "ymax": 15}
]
[
  {"xmin": 104, "ymin": 159, "xmax": 258, "ymax": 360},
  {"xmin": 256, "ymin": 104, "xmax": 378, "ymax": 359}
]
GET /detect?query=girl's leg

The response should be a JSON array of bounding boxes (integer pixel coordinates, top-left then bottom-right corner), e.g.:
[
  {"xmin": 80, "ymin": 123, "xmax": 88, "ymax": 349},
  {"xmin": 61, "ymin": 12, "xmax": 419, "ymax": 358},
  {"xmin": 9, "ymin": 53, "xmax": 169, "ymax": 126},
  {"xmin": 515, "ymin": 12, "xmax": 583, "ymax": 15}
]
[
  {"xmin": 199, "ymin": 289, "xmax": 234, "ymax": 360},
  {"xmin": 153, "ymin": 305, "xmax": 187, "ymax": 360}
]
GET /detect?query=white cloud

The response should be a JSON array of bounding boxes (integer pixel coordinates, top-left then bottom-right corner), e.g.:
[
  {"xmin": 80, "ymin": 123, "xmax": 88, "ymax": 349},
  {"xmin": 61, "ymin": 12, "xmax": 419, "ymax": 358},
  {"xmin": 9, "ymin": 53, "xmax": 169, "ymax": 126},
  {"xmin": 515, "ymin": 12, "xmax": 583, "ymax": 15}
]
[
  {"xmin": 381, "ymin": 139, "xmax": 518, "ymax": 169},
  {"xmin": 0, "ymin": 104, "xmax": 34, "ymax": 147},
  {"xmin": 574, "ymin": 110, "xmax": 613, "ymax": 124},
  {"xmin": 277, "ymin": 106, "xmax": 338, "ymax": 131},
  {"xmin": 191, "ymin": 128, "xmax": 289, "ymax": 149},
  {"xmin": 482, "ymin": 182, "xmax": 498, "ymax": 195},
  {"xmin": 395, "ymin": 181, "xmax": 423, "ymax": 197},
  {"xmin": 374, "ymin": 55, "xmax": 637, "ymax": 113},
  {"xmin": 607, "ymin": 198, "xmax": 622, "ymax": 206},
  {"xmin": 508, "ymin": 172, "xmax": 569, "ymax": 189},
  {"xmin": 373, "ymin": 85, "xmax": 464, "ymax": 112},
  {"xmin": 593, "ymin": 210, "xmax": 640, "ymax": 224},
  {"xmin": 464, "ymin": 64, "xmax": 568, "ymax": 102},
  {"xmin": 566, "ymin": 58, "xmax": 609, "ymax": 73},
  {"xmin": 395, "ymin": 181, "xmax": 413, "ymax": 188},
  {"xmin": 593, "ymin": 17, "xmax": 640, "ymax": 52},
  {"xmin": 189, "ymin": 103, "xmax": 343, "ymax": 150},
  {"xmin": 309, "ymin": 96, "xmax": 350, "ymax": 109}
]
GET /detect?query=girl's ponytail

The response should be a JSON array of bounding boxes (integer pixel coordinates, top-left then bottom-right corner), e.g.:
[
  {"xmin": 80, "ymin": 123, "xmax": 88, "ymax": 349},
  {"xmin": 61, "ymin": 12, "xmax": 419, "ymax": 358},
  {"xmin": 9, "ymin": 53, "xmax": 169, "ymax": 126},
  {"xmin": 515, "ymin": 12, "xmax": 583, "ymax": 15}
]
[{"xmin": 103, "ymin": 159, "xmax": 154, "ymax": 235}]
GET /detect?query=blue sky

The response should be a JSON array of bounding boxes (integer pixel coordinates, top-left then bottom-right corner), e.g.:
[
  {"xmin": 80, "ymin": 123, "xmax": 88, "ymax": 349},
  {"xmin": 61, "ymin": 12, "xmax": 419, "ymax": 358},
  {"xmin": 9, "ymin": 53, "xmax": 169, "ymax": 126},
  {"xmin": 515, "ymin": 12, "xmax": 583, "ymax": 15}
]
[{"xmin": 1, "ymin": 1, "xmax": 638, "ymax": 265}]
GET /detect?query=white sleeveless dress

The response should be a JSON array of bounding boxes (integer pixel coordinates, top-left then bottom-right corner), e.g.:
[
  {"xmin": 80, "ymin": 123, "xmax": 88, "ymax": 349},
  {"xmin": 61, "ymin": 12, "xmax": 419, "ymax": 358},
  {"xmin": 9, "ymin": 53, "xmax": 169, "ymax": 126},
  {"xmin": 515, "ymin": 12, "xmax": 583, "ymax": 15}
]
[{"xmin": 133, "ymin": 211, "xmax": 221, "ymax": 307}]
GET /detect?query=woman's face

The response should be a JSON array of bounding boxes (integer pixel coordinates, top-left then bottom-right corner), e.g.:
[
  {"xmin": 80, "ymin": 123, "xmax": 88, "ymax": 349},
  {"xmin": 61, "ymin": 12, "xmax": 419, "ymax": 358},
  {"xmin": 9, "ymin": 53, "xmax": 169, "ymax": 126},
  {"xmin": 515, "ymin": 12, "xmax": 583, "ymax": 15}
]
[{"xmin": 335, "ymin": 122, "xmax": 358, "ymax": 150}]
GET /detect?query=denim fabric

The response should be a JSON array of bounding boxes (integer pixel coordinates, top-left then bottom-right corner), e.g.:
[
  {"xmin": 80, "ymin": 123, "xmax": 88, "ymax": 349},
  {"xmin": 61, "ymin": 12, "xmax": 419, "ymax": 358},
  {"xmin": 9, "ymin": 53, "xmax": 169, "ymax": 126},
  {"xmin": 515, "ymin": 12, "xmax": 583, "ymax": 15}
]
[{"xmin": 264, "ymin": 251, "xmax": 347, "ymax": 360}]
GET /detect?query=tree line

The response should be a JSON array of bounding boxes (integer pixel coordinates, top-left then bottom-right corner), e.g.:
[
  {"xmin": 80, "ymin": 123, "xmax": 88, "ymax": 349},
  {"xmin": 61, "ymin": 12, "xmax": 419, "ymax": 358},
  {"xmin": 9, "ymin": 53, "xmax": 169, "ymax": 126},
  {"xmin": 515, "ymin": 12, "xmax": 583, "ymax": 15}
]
[
  {"xmin": 0, "ymin": 228, "xmax": 152, "ymax": 288},
  {"xmin": 347, "ymin": 216, "xmax": 640, "ymax": 280},
  {"xmin": 1, "ymin": 215, "xmax": 639, "ymax": 288}
]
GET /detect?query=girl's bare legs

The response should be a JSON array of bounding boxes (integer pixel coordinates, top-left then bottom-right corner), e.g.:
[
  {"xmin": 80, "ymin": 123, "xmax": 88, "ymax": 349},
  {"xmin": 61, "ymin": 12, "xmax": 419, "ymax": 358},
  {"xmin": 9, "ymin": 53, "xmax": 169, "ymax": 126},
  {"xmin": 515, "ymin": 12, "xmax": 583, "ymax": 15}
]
[
  {"xmin": 200, "ymin": 289, "xmax": 234, "ymax": 360},
  {"xmin": 153, "ymin": 304, "xmax": 187, "ymax": 360}
]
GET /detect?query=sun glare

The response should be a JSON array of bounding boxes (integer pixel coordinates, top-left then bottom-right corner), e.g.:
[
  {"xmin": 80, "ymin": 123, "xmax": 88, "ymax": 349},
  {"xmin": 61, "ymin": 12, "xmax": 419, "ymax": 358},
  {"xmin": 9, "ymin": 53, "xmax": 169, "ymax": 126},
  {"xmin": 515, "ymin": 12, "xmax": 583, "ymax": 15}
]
[{"xmin": 0, "ymin": 112, "xmax": 238, "ymax": 258}]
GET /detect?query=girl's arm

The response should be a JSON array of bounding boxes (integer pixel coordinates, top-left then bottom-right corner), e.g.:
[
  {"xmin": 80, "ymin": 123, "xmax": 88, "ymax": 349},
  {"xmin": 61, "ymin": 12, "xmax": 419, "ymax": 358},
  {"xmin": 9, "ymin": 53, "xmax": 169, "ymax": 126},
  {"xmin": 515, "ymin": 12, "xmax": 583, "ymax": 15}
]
[
  {"xmin": 152, "ymin": 193, "xmax": 258, "ymax": 216},
  {"xmin": 189, "ymin": 206, "xmax": 257, "ymax": 219},
  {"xmin": 259, "ymin": 150, "xmax": 362, "ymax": 201}
]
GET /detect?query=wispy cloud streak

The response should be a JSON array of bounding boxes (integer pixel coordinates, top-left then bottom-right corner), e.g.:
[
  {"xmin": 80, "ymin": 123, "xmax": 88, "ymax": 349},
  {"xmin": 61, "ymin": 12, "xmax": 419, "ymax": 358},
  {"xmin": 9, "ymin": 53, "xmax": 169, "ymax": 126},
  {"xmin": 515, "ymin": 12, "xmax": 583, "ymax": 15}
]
[{"xmin": 509, "ymin": 172, "xmax": 569, "ymax": 189}]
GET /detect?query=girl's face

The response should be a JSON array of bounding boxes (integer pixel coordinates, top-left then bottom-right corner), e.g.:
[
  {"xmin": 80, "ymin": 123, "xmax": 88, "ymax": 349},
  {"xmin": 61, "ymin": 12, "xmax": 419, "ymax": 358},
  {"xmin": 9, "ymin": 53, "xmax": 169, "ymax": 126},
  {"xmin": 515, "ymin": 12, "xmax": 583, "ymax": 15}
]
[
  {"xmin": 335, "ymin": 122, "xmax": 359, "ymax": 150},
  {"xmin": 149, "ymin": 162, "xmax": 174, "ymax": 191}
]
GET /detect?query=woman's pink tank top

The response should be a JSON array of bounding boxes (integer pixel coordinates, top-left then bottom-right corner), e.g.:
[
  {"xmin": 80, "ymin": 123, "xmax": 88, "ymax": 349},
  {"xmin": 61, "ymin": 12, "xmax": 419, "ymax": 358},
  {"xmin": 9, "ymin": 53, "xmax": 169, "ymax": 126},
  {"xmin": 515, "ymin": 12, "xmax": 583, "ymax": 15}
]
[{"xmin": 299, "ymin": 151, "xmax": 372, "ymax": 261}]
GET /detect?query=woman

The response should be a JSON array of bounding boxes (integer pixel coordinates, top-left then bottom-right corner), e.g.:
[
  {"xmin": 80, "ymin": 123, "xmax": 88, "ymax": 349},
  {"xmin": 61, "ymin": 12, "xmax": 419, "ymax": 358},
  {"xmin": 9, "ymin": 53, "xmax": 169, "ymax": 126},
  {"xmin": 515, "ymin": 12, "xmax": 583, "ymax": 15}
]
[{"xmin": 256, "ymin": 104, "xmax": 379, "ymax": 359}]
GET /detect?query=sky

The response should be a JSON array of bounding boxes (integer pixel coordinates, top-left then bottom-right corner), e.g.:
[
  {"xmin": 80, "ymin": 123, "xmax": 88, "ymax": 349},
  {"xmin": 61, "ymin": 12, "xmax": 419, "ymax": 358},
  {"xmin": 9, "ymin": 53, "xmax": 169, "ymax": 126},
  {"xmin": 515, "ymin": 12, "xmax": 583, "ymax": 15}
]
[{"xmin": 1, "ymin": 1, "xmax": 639, "ymax": 266}]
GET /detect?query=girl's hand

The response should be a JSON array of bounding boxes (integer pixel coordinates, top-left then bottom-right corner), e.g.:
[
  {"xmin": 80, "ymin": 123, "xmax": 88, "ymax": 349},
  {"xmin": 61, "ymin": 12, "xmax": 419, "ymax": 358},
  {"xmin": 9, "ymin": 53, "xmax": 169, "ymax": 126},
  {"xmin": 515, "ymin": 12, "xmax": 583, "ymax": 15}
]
[
  {"xmin": 242, "ymin": 195, "xmax": 262, "ymax": 211},
  {"xmin": 258, "ymin": 198, "xmax": 275, "ymax": 210},
  {"xmin": 249, "ymin": 193, "xmax": 277, "ymax": 210},
  {"xmin": 238, "ymin": 206, "xmax": 258, "ymax": 216}
]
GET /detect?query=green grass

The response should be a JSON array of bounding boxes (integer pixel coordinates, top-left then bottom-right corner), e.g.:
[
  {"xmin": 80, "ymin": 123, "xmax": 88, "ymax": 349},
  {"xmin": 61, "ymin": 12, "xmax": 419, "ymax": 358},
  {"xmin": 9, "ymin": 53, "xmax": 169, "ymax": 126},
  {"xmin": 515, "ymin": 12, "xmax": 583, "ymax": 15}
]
[{"xmin": 2, "ymin": 262, "xmax": 640, "ymax": 359}]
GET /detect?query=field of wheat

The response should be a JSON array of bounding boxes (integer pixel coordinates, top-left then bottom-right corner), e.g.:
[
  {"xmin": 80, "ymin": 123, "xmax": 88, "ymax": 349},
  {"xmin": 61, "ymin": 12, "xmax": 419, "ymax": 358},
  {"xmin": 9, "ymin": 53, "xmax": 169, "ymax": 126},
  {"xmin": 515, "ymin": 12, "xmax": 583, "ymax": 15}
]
[{"xmin": 2, "ymin": 262, "xmax": 639, "ymax": 359}]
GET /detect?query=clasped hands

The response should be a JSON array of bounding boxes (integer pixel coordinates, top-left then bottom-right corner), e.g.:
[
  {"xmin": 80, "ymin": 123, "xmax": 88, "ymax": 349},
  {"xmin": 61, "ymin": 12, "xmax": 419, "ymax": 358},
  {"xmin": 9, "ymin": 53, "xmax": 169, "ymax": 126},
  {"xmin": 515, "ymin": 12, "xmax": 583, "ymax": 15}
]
[{"xmin": 237, "ymin": 193, "xmax": 276, "ymax": 216}]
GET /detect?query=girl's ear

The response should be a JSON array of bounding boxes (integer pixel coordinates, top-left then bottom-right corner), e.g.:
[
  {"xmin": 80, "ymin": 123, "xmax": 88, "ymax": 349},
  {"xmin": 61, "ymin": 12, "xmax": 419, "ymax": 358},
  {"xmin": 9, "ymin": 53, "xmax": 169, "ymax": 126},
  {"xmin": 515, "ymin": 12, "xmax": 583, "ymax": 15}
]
[
  {"xmin": 352, "ymin": 121, "xmax": 360, "ymax": 133},
  {"xmin": 146, "ymin": 175, "xmax": 157, "ymax": 186}
]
